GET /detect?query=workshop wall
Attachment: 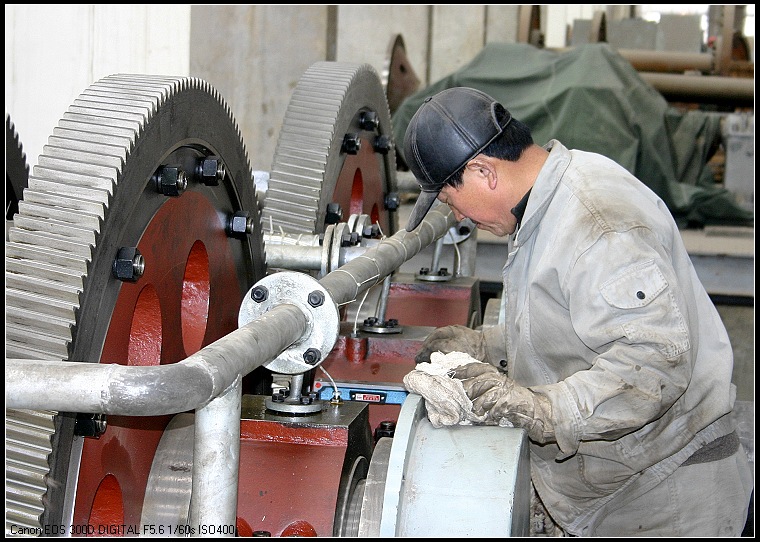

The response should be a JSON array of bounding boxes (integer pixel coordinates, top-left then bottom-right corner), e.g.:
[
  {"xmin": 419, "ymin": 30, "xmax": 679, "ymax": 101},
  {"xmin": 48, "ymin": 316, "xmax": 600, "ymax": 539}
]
[{"xmin": 6, "ymin": 4, "xmax": 586, "ymax": 178}]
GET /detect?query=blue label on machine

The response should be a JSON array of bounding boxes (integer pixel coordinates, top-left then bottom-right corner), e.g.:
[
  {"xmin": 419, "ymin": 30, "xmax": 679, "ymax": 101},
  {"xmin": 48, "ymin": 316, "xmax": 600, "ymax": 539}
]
[{"xmin": 315, "ymin": 383, "xmax": 408, "ymax": 405}]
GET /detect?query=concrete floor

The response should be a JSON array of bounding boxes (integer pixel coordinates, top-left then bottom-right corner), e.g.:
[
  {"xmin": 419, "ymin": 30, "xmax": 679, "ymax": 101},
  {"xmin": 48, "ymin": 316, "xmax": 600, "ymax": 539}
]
[
  {"xmin": 716, "ymin": 303, "xmax": 755, "ymax": 403},
  {"xmin": 716, "ymin": 302, "xmax": 755, "ymax": 484}
]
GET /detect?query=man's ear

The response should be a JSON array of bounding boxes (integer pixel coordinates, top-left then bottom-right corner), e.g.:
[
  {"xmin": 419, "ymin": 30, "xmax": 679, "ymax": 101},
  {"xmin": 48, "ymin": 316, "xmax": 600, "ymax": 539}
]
[{"xmin": 468, "ymin": 156, "xmax": 498, "ymax": 189}]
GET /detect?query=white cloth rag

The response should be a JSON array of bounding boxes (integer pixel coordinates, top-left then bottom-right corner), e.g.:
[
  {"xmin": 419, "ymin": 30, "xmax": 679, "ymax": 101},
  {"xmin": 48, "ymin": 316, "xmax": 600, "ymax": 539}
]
[{"xmin": 402, "ymin": 351, "xmax": 488, "ymax": 428}]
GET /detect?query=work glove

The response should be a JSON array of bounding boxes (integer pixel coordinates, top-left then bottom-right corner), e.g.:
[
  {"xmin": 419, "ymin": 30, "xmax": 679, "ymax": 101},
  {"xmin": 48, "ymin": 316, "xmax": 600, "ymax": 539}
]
[
  {"xmin": 453, "ymin": 362, "xmax": 554, "ymax": 444},
  {"xmin": 415, "ymin": 325, "xmax": 490, "ymax": 365},
  {"xmin": 402, "ymin": 352, "xmax": 488, "ymax": 428}
]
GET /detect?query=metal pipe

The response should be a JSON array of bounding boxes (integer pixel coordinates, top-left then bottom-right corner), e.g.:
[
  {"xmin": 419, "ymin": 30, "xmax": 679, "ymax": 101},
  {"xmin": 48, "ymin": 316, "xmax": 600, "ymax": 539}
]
[
  {"xmin": 373, "ymin": 275, "xmax": 393, "ymax": 322},
  {"xmin": 265, "ymin": 244, "xmax": 322, "ymax": 270},
  {"xmin": 638, "ymin": 72, "xmax": 755, "ymax": 103},
  {"xmin": 550, "ymin": 47, "xmax": 716, "ymax": 73},
  {"xmin": 5, "ymin": 303, "xmax": 308, "ymax": 414},
  {"xmin": 264, "ymin": 238, "xmax": 380, "ymax": 272},
  {"xmin": 320, "ymin": 204, "xmax": 455, "ymax": 306},
  {"xmin": 430, "ymin": 237, "xmax": 444, "ymax": 272},
  {"xmin": 617, "ymin": 49, "xmax": 714, "ymax": 73},
  {"xmin": 189, "ymin": 377, "xmax": 241, "ymax": 535},
  {"xmin": 288, "ymin": 373, "xmax": 305, "ymax": 401}
]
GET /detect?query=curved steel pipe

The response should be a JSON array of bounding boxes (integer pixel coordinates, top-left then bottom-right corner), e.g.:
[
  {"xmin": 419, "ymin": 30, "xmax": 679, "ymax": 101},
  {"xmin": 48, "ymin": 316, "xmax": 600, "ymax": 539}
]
[
  {"xmin": 320, "ymin": 204, "xmax": 455, "ymax": 306},
  {"xmin": 6, "ymin": 303, "xmax": 308, "ymax": 414}
]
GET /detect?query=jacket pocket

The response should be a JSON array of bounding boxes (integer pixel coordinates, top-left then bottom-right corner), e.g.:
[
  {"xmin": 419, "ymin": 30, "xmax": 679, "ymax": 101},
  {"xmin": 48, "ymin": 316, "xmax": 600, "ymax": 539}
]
[
  {"xmin": 600, "ymin": 259, "xmax": 667, "ymax": 309},
  {"xmin": 599, "ymin": 259, "xmax": 689, "ymax": 359}
]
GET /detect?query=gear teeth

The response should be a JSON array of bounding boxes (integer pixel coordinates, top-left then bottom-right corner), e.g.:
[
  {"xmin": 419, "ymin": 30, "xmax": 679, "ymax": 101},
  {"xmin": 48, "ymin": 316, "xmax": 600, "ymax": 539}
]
[
  {"xmin": 262, "ymin": 62, "xmax": 397, "ymax": 237},
  {"xmin": 6, "ymin": 114, "xmax": 31, "ymax": 219},
  {"xmin": 5, "ymin": 409, "xmax": 55, "ymax": 532}
]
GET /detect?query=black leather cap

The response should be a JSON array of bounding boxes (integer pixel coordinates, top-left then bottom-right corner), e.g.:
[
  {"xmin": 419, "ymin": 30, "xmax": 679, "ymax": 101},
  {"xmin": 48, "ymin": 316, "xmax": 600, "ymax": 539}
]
[{"xmin": 403, "ymin": 87, "xmax": 512, "ymax": 231}]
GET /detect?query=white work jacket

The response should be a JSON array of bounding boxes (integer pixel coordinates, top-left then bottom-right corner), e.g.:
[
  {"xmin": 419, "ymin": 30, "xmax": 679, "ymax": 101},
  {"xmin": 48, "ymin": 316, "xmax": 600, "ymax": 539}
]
[{"xmin": 483, "ymin": 140, "xmax": 738, "ymax": 535}]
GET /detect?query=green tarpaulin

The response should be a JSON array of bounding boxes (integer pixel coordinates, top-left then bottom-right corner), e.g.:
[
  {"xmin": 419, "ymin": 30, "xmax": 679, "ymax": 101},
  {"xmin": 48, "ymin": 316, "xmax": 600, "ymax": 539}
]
[{"xmin": 392, "ymin": 43, "xmax": 753, "ymax": 227}]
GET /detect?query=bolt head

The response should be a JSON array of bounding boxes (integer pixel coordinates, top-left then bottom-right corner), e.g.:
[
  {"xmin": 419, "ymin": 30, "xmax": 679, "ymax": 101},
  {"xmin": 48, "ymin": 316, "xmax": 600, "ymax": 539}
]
[
  {"xmin": 251, "ymin": 285, "xmax": 269, "ymax": 302},
  {"xmin": 307, "ymin": 290, "xmax": 325, "ymax": 308},
  {"xmin": 384, "ymin": 192, "xmax": 400, "ymax": 210},
  {"xmin": 156, "ymin": 166, "xmax": 187, "ymax": 196},
  {"xmin": 198, "ymin": 156, "xmax": 225, "ymax": 186},
  {"xmin": 373, "ymin": 134, "xmax": 392, "ymax": 154},
  {"xmin": 303, "ymin": 348, "xmax": 321, "ymax": 365},
  {"xmin": 113, "ymin": 247, "xmax": 144, "ymax": 282},
  {"xmin": 228, "ymin": 211, "xmax": 251, "ymax": 236}
]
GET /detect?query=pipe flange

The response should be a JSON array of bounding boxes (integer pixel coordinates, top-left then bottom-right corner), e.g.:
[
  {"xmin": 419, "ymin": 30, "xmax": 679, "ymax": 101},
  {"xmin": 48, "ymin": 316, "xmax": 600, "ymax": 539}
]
[
  {"xmin": 239, "ymin": 271, "xmax": 339, "ymax": 375},
  {"xmin": 442, "ymin": 218, "xmax": 476, "ymax": 245},
  {"xmin": 331, "ymin": 222, "xmax": 350, "ymax": 273}
]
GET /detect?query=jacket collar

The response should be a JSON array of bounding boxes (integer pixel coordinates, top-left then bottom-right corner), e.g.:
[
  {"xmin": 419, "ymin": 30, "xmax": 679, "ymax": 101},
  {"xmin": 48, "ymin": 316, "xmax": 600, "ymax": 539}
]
[{"xmin": 514, "ymin": 139, "xmax": 571, "ymax": 244}]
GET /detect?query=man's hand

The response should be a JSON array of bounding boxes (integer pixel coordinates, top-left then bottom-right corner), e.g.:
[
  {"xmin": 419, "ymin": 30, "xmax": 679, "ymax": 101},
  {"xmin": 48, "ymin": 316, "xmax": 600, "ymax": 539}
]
[
  {"xmin": 453, "ymin": 363, "xmax": 554, "ymax": 443},
  {"xmin": 415, "ymin": 325, "xmax": 489, "ymax": 364}
]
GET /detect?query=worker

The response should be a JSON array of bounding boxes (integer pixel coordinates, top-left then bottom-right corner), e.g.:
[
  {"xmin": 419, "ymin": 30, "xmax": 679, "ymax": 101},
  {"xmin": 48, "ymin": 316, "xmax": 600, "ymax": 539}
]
[{"xmin": 403, "ymin": 87, "xmax": 753, "ymax": 536}]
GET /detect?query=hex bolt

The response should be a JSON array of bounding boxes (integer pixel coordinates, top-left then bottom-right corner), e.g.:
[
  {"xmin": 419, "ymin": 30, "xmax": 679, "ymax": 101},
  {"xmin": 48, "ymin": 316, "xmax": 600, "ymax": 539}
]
[
  {"xmin": 228, "ymin": 211, "xmax": 253, "ymax": 237},
  {"xmin": 384, "ymin": 192, "xmax": 400, "ymax": 211},
  {"xmin": 341, "ymin": 232, "xmax": 360, "ymax": 247},
  {"xmin": 372, "ymin": 134, "xmax": 392, "ymax": 154},
  {"xmin": 341, "ymin": 133, "xmax": 361, "ymax": 155},
  {"xmin": 374, "ymin": 420, "xmax": 396, "ymax": 440},
  {"xmin": 307, "ymin": 290, "xmax": 325, "ymax": 308},
  {"xmin": 153, "ymin": 165, "xmax": 188, "ymax": 196},
  {"xmin": 251, "ymin": 285, "xmax": 269, "ymax": 303},
  {"xmin": 113, "ymin": 247, "xmax": 145, "ymax": 282},
  {"xmin": 325, "ymin": 202, "xmax": 343, "ymax": 224},
  {"xmin": 303, "ymin": 348, "xmax": 321, "ymax": 365},
  {"xmin": 359, "ymin": 111, "xmax": 379, "ymax": 131},
  {"xmin": 362, "ymin": 224, "xmax": 381, "ymax": 238},
  {"xmin": 419, "ymin": 267, "xmax": 430, "ymax": 275},
  {"xmin": 196, "ymin": 156, "xmax": 226, "ymax": 186},
  {"xmin": 74, "ymin": 413, "xmax": 107, "ymax": 438}
]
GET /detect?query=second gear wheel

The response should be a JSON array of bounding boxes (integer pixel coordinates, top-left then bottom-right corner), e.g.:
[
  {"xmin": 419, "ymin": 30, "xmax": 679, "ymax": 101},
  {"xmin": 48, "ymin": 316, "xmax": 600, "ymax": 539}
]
[{"xmin": 262, "ymin": 62, "xmax": 398, "ymax": 237}]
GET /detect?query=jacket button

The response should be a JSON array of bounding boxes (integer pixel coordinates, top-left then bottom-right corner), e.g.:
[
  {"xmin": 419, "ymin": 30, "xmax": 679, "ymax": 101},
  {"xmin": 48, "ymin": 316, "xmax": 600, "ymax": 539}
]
[{"xmin": 636, "ymin": 291, "xmax": 646, "ymax": 299}]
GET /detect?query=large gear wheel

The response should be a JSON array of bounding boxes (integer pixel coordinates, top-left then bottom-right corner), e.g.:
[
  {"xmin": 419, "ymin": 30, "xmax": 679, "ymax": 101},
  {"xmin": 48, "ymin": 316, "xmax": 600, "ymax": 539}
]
[
  {"xmin": 5, "ymin": 74, "xmax": 266, "ymax": 532},
  {"xmin": 262, "ymin": 62, "xmax": 398, "ymax": 237}
]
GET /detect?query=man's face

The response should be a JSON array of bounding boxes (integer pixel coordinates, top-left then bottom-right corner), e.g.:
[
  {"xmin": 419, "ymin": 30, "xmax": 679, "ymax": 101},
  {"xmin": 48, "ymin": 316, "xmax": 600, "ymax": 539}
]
[{"xmin": 437, "ymin": 161, "xmax": 518, "ymax": 237}]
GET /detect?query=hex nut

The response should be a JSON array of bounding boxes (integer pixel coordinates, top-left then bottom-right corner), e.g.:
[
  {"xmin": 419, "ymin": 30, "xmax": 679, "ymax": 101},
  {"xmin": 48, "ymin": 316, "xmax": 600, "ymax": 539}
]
[
  {"xmin": 251, "ymin": 285, "xmax": 269, "ymax": 303},
  {"xmin": 113, "ymin": 247, "xmax": 144, "ymax": 282},
  {"xmin": 155, "ymin": 166, "xmax": 187, "ymax": 196},
  {"xmin": 307, "ymin": 290, "xmax": 325, "ymax": 308},
  {"xmin": 228, "ymin": 211, "xmax": 251, "ymax": 236},
  {"xmin": 197, "ymin": 156, "xmax": 226, "ymax": 186},
  {"xmin": 303, "ymin": 348, "xmax": 321, "ymax": 365}
]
